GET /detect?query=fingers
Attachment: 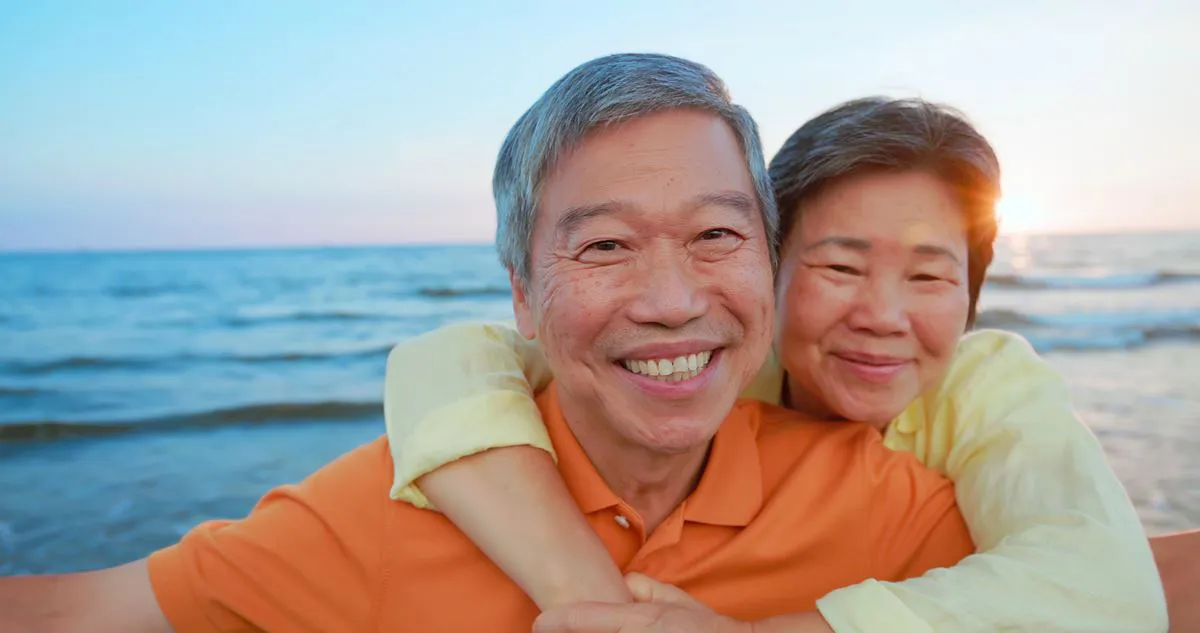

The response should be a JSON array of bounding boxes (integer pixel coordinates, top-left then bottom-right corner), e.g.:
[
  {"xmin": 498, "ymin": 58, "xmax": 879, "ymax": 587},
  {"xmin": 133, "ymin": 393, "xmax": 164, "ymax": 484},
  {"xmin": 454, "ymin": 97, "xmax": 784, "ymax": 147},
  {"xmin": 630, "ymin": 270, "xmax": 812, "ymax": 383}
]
[
  {"xmin": 532, "ymin": 602, "xmax": 657, "ymax": 632},
  {"xmin": 624, "ymin": 573, "xmax": 707, "ymax": 610}
]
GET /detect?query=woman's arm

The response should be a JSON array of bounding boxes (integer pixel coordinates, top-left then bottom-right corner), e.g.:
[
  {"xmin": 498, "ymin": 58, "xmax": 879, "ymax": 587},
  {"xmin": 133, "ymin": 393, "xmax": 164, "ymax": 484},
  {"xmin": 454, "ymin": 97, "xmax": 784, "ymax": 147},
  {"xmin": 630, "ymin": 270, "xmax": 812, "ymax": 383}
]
[
  {"xmin": 416, "ymin": 447, "xmax": 631, "ymax": 607},
  {"xmin": 383, "ymin": 320, "xmax": 786, "ymax": 609},
  {"xmin": 815, "ymin": 330, "xmax": 1168, "ymax": 632},
  {"xmin": 384, "ymin": 320, "xmax": 628, "ymax": 608}
]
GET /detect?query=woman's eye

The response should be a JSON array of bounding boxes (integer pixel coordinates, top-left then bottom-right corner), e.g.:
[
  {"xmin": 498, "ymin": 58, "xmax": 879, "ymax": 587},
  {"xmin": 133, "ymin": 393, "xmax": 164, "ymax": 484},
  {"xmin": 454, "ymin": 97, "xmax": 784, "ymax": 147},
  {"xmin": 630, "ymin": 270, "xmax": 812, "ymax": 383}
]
[
  {"xmin": 700, "ymin": 228, "xmax": 732, "ymax": 240},
  {"xmin": 827, "ymin": 265, "xmax": 861, "ymax": 275},
  {"xmin": 912, "ymin": 273, "xmax": 942, "ymax": 282}
]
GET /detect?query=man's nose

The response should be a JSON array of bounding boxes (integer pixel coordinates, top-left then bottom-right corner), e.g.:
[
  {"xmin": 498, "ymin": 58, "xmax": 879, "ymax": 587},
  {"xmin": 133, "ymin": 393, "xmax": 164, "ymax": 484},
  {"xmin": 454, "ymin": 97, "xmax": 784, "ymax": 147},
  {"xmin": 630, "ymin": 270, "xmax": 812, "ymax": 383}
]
[
  {"xmin": 846, "ymin": 276, "xmax": 910, "ymax": 336},
  {"xmin": 626, "ymin": 251, "xmax": 710, "ymax": 329}
]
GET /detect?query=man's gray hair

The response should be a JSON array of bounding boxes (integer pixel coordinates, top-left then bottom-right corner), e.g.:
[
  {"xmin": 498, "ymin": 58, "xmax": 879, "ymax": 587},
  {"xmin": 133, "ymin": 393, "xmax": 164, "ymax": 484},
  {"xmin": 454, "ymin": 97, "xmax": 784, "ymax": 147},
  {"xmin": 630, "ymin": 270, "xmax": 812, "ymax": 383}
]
[
  {"xmin": 768, "ymin": 97, "xmax": 1001, "ymax": 325},
  {"xmin": 493, "ymin": 53, "xmax": 777, "ymax": 281}
]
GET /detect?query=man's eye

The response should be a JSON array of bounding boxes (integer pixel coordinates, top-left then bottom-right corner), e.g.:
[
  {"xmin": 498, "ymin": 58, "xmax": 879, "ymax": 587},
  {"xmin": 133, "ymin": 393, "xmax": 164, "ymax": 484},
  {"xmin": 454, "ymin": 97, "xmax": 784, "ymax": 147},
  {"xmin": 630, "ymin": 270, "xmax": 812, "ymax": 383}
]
[
  {"xmin": 692, "ymin": 228, "xmax": 744, "ymax": 255},
  {"xmin": 912, "ymin": 273, "xmax": 943, "ymax": 282},
  {"xmin": 586, "ymin": 240, "xmax": 622, "ymax": 252},
  {"xmin": 827, "ymin": 265, "xmax": 861, "ymax": 275}
]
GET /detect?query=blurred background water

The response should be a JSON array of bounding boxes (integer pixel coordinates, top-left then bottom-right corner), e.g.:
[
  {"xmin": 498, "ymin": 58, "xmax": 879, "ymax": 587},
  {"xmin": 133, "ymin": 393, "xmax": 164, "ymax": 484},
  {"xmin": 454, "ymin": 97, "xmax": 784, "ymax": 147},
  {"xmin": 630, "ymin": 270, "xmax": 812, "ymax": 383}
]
[{"xmin": 1, "ymin": 231, "xmax": 1198, "ymax": 573}]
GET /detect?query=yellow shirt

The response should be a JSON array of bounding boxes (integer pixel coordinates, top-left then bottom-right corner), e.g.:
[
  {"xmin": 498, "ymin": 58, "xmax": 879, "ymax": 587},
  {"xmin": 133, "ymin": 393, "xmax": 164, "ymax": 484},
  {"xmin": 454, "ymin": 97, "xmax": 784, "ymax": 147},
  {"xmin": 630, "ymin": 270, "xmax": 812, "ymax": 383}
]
[{"xmin": 383, "ymin": 323, "xmax": 1168, "ymax": 633}]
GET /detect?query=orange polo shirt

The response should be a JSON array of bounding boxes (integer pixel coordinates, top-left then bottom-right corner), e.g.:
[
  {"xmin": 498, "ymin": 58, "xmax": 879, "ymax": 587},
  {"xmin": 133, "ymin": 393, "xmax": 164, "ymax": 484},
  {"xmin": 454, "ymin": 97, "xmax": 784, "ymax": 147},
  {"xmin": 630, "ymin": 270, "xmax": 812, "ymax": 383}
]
[{"xmin": 147, "ymin": 386, "xmax": 974, "ymax": 632}]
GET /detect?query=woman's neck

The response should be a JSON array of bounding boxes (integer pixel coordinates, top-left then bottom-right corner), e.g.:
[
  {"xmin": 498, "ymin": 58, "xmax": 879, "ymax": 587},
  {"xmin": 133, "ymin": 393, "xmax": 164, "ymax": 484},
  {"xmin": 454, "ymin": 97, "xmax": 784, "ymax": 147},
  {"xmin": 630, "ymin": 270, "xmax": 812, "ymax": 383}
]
[
  {"xmin": 781, "ymin": 374, "xmax": 894, "ymax": 434},
  {"xmin": 780, "ymin": 375, "xmax": 843, "ymax": 421}
]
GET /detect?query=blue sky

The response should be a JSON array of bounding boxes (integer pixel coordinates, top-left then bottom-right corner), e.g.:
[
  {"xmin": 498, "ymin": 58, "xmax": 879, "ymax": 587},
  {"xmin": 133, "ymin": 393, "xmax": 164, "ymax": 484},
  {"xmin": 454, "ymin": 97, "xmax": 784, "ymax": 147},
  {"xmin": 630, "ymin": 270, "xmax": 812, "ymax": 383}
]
[{"xmin": 2, "ymin": 0, "xmax": 1197, "ymax": 251}]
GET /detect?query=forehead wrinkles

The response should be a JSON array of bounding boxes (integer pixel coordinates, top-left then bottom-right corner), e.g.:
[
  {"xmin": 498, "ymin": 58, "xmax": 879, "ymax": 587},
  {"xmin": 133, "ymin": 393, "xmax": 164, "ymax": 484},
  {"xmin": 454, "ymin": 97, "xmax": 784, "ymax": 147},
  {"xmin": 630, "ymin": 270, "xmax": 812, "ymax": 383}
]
[{"xmin": 589, "ymin": 146, "xmax": 697, "ymax": 199}]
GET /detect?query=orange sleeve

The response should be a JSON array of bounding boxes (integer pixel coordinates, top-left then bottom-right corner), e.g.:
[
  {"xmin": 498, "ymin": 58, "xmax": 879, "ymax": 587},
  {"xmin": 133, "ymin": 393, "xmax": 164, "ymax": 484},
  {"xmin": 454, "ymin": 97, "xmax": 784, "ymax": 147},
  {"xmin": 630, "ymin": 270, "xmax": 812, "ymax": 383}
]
[
  {"xmin": 863, "ymin": 436, "xmax": 976, "ymax": 581},
  {"xmin": 146, "ymin": 438, "xmax": 391, "ymax": 633}
]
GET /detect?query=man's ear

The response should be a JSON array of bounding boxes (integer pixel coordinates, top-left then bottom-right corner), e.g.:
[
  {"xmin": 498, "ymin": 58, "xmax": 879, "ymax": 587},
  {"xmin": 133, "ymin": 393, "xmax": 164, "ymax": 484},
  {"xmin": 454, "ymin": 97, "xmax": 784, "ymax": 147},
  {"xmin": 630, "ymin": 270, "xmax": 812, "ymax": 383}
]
[{"xmin": 510, "ymin": 270, "xmax": 537, "ymax": 340}]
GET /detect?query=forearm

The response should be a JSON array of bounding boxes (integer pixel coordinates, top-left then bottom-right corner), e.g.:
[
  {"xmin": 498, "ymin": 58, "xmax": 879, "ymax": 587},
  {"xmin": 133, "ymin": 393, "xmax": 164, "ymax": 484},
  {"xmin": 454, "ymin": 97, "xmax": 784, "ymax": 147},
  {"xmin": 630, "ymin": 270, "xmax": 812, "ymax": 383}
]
[
  {"xmin": 752, "ymin": 611, "xmax": 835, "ymax": 633},
  {"xmin": 417, "ymin": 446, "xmax": 631, "ymax": 609},
  {"xmin": 815, "ymin": 521, "xmax": 1167, "ymax": 633},
  {"xmin": 0, "ymin": 573, "xmax": 68, "ymax": 632},
  {"xmin": 0, "ymin": 560, "xmax": 172, "ymax": 633},
  {"xmin": 1151, "ymin": 529, "xmax": 1200, "ymax": 633}
]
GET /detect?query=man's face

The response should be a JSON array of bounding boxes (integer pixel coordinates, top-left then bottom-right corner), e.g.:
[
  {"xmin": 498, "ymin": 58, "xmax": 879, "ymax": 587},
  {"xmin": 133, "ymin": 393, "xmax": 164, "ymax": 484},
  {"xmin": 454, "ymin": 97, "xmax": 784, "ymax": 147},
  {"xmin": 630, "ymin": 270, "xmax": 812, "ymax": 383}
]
[{"xmin": 512, "ymin": 109, "xmax": 774, "ymax": 458}]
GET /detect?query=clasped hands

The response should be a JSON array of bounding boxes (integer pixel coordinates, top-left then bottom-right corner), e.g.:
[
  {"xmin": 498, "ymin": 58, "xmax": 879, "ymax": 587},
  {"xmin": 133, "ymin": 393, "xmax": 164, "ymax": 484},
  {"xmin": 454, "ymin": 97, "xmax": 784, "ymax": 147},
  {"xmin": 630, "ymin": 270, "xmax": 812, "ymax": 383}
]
[{"xmin": 532, "ymin": 573, "xmax": 750, "ymax": 633}]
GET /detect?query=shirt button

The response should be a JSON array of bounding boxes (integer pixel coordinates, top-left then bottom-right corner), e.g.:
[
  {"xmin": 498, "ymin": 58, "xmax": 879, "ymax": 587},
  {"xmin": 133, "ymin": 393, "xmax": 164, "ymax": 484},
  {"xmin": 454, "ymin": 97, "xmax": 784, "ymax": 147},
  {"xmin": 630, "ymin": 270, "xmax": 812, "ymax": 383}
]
[{"xmin": 614, "ymin": 515, "xmax": 631, "ymax": 529}]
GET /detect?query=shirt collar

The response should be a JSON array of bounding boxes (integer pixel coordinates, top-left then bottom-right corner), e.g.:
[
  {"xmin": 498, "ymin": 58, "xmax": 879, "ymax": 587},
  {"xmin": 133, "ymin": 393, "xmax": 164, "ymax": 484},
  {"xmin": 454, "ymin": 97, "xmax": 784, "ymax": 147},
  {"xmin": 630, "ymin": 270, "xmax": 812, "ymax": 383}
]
[
  {"xmin": 537, "ymin": 385, "xmax": 763, "ymax": 526},
  {"xmin": 538, "ymin": 385, "xmax": 621, "ymax": 514},
  {"xmin": 680, "ymin": 400, "xmax": 762, "ymax": 526}
]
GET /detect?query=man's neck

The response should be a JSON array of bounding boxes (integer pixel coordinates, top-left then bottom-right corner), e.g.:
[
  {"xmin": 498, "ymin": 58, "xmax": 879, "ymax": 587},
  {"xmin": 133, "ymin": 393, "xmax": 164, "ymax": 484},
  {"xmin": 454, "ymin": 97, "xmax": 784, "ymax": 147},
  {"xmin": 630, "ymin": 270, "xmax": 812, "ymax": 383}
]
[{"xmin": 564, "ymin": 416, "xmax": 710, "ymax": 536}]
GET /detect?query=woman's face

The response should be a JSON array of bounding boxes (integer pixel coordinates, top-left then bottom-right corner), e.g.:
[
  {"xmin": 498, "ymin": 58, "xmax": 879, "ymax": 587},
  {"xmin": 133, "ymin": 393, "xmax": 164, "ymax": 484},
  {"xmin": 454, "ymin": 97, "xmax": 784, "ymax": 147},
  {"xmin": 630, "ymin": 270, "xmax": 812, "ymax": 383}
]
[{"xmin": 775, "ymin": 170, "xmax": 971, "ymax": 427}]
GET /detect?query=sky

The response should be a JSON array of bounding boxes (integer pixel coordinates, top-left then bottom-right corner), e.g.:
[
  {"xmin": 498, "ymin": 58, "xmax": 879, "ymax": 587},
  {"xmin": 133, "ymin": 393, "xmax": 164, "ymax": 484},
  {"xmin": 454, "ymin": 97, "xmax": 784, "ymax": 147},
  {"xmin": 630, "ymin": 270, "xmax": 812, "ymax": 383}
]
[{"xmin": 1, "ymin": 0, "xmax": 1198, "ymax": 251}]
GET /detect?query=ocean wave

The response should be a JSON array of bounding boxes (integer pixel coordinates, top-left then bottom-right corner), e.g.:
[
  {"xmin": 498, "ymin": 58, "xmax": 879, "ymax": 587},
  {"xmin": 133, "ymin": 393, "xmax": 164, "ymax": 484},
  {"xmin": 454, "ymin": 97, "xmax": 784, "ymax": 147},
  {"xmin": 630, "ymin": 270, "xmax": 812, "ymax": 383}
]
[
  {"xmin": 0, "ymin": 386, "xmax": 45, "ymax": 396},
  {"xmin": 230, "ymin": 344, "xmax": 393, "ymax": 363},
  {"xmin": 986, "ymin": 270, "xmax": 1200, "ymax": 290},
  {"xmin": 107, "ymin": 281, "xmax": 208, "ymax": 299},
  {"xmin": 1, "ymin": 355, "xmax": 164, "ymax": 375},
  {"xmin": 417, "ymin": 285, "xmax": 512, "ymax": 298},
  {"xmin": 976, "ymin": 307, "xmax": 1200, "ymax": 352},
  {"xmin": 2, "ymin": 345, "xmax": 395, "ymax": 376},
  {"xmin": 0, "ymin": 400, "xmax": 381, "ymax": 443},
  {"xmin": 221, "ymin": 310, "xmax": 391, "ymax": 327},
  {"xmin": 977, "ymin": 307, "xmax": 1200, "ymax": 330}
]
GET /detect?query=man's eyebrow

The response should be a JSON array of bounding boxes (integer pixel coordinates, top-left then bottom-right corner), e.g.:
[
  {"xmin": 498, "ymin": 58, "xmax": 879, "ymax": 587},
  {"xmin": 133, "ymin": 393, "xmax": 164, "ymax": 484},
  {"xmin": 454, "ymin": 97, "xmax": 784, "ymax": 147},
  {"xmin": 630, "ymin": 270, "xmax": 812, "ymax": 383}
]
[
  {"xmin": 555, "ymin": 201, "xmax": 630, "ymax": 238},
  {"xmin": 554, "ymin": 191, "xmax": 758, "ymax": 238},
  {"xmin": 803, "ymin": 236, "xmax": 962, "ymax": 264},
  {"xmin": 689, "ymin": 191, "xmax": 757, "ymax": 219}
]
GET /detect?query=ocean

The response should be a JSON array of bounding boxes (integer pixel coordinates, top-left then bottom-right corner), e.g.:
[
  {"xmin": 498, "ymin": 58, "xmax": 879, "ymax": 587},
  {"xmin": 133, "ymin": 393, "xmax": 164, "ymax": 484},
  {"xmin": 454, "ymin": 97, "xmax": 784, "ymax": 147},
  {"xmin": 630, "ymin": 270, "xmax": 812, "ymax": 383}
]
[{"xmin": 1, "ymin": 232, "xmax": 1198, "ymax": 574}]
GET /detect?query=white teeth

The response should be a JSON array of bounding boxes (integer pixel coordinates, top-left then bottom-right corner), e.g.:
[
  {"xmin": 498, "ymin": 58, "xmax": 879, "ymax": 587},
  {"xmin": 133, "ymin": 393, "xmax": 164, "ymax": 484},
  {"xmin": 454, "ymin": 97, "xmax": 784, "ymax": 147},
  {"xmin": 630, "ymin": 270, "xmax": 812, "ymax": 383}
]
[{"xmin": 620, "ymin": 351, "xmax": 714, "ymax": 381}]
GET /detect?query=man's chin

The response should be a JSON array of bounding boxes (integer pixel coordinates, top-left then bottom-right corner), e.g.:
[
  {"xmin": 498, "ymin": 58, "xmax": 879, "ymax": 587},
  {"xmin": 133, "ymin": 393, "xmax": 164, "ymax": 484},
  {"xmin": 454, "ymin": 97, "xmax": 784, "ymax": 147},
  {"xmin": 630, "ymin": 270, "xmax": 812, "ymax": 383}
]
[{"xmin": 629, "ymin": 415, "xmax": 723, "ymax": 455}]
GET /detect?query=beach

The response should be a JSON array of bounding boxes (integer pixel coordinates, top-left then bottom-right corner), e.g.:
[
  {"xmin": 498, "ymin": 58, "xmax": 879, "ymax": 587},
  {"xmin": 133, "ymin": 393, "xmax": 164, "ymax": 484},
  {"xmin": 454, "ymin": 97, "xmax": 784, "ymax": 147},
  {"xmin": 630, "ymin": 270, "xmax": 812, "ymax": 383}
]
[{"xmin": 1, "ymin": 231, "xmax": 1198, "ymax": 574}]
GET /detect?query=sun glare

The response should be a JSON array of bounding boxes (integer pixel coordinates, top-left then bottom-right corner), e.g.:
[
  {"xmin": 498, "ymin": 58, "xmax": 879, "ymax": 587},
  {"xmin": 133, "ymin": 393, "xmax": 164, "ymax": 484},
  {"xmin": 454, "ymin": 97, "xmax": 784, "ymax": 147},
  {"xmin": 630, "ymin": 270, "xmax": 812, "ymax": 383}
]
[{"xmin": 995, "ymin": 192, "xmax": 1050, "ymax": 234}]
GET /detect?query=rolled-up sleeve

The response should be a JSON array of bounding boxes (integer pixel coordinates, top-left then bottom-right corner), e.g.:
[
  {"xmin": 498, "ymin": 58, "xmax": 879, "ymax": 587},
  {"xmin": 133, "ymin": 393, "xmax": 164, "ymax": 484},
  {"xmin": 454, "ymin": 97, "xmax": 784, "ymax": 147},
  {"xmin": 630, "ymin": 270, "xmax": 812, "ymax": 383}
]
[
  {"xmin": 816, "ymin": 330, "xmax": 1168, "ymax": 632},
  {"xmin": 384, "ymin": 320, "xmax": 557, "ymax": 507}
]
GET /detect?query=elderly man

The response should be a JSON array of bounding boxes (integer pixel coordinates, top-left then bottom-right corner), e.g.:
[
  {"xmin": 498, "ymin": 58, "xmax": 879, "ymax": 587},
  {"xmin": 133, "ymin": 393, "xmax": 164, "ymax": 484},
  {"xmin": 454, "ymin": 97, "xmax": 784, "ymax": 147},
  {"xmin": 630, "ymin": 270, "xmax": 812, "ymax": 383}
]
[{"xmin": 0, "ymin": 53, "xmax": 974, "ymax": 633}]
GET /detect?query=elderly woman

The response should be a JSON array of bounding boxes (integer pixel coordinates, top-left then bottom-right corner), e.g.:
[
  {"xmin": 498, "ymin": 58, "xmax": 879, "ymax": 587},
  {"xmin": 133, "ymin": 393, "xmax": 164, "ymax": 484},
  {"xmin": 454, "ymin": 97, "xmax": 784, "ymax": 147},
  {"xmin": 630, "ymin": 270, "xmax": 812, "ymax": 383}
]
[{"xmin": 382, "ymin": 97, "xmax": 1189, "ymax": 631}]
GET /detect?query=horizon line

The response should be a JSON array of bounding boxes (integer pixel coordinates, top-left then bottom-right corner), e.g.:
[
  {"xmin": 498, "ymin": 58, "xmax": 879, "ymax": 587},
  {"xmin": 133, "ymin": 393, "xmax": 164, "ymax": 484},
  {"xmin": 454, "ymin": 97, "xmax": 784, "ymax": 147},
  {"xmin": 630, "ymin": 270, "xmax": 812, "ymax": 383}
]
[{"xmin": 1, "ymin": 225, "xmax": 1197, "ymax": 256}]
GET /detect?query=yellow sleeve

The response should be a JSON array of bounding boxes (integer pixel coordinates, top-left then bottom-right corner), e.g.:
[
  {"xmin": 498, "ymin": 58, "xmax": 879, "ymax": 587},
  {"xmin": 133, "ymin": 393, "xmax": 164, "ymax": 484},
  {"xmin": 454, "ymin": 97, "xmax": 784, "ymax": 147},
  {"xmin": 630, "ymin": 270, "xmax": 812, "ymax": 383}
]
[
  {"xmin": 816, "ymin": 329, "xmax": 1168, "ymax": 633},
  {"xmin": 384, "ymin": 320, "xmax": 555, "ymax": 507}
]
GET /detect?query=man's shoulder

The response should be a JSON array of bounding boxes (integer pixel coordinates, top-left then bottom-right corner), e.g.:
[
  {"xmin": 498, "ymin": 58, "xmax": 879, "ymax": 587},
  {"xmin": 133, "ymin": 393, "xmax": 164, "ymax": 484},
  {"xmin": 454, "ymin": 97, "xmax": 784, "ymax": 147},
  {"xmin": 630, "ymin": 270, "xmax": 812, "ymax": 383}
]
[
  {"xmin": 282, "ymin": 434, "xmax": 481, "ymax": 556},
  {"xmin": 732, "ymin": 399, "xmax": 901, "ymax": 489},
  {"xmin": 243, "ymin": 435, "xmax": 400, "ymax": 532},
  {"xmin": 307, "ymin": 435, "xmax": 395, "ymax": 493},
  {"xmin": 734, "ymin": 399, "xmax": 883, "ymax": 451},
  {"xmin": 730, "ymin": 401, "xmax": 965, "ymax": 567}
]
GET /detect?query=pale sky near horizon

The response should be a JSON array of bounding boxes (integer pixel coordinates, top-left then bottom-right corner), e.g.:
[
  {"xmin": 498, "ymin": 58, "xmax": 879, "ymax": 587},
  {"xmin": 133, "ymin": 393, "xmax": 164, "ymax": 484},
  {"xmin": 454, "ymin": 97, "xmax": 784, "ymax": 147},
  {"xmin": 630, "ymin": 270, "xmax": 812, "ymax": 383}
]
[{"xmin": 2, "ymin": 0, "xmax": 1198, "ymax": 251}]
